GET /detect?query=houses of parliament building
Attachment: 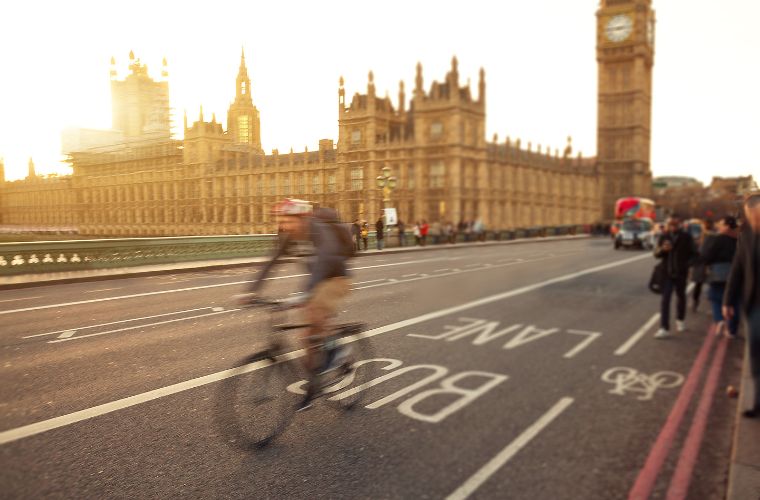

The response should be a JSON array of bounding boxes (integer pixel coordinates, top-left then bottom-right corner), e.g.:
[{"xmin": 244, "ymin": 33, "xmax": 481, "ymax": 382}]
[{"xmin": 0, "ymin": 0, "xmax": 655, "ymax": 236}]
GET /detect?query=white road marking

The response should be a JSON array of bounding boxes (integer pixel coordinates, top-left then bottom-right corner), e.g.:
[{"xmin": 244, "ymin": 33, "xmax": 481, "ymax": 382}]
[
  {"xmin": 613, "ymin": 283, "xmax": 695, "ymax": 356},
  {"xmin": 402, "ymin": 273, "xmax": 418, "ymax": 278},
  {"xmin": 445, "ymin": 397, "xmax": 575, "ymax": 500},
  {"xmin": 352, "ymin": 253, "xmax": 566, "ymax": 291},
  {"xmin": 84, "ymin": 287, "xmax": 122, "ymax": 293},
  {"xmin": 47, "ymin": 309, "xmax": 237, "ymax": 343},
  {"xmin": 563, "ymin": 329, "xmax": 603, "ymax": 358},
  {"xmin": 433, "ymin": 269, "xmax": 450, "ymax": 272},
  {"xmin": 353, "ymin": 279, "xmax": 386, "ymax": 285},
  {"xmin": 22, "ymin": 307, "xmax": 215, "ymax": 339},
  {"xmin": 57, "ymin": 330, "xmax": 76, "ymax": 339},
  {"xmin": 0, "ymin": 256, "xmax": 461, "ymax": 316},
  {"xmin": 614, "ymin": 312, "xmax": 660, "ymax": 356},
  {"xmin": 0, "ymin": 296, "xmax": 43, "ymax": 303},
  {"xmin": 0, "ymin": 253, "xmax": 646, "ymax": 446}
]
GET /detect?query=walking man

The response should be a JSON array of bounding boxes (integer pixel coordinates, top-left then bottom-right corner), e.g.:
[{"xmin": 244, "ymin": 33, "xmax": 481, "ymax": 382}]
[
  {"xmin": 654, "ymin": 214, "xmax": 697, "ymax": 338},
  {"xmin": 375, "ymin": 216, "xmax": 385, "ymax": 251},
  {"xmin": 724, "ymin": 192, "xmax": 760, "ymax": 418},
  {"xmin": 397, "ymin": 219, "xmax": 406, "ymax": 247}
]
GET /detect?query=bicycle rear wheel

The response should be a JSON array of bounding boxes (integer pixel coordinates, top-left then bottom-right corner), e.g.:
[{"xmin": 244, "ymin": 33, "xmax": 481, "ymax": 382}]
[{"xmin": 219, "ymin": 351, "xmax": 304, "ymax": 449}]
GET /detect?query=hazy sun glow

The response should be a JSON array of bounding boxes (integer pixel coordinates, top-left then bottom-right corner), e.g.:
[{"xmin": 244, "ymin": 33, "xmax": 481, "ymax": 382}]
[{"xmin": 0, "ymin": 0, "xmax": 758, "ymax": 183}]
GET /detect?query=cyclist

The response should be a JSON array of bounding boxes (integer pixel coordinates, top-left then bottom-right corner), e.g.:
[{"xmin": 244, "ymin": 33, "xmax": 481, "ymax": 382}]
[{"xmin": 241, "ymin": 199, "xmax": 353, "ymax": 410}]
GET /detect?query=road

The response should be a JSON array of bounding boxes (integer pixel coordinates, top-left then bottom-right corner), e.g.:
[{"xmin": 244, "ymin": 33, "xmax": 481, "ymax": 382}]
[{"xmin": 0, "ymin": 238, "xmax": 743, "ymax": 499}]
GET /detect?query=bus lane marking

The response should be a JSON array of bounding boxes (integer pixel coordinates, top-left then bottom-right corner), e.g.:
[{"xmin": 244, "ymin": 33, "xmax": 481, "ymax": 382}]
[
  {"xmin": 409, "ymin": 317, "xmax": 602, "ymax": 359},
  {"xmin": 287, "ymin": 357, "xmax": 508, "ymax": 423},
  {"xmin": 0, "ymin": 253, "xmax": 648, "ymax": 446}
]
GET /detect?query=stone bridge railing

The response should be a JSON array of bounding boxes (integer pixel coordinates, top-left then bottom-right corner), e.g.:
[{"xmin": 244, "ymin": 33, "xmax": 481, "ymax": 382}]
[{"xmin": 0, "ymin": 225, "xmax": 588, "ymax": 276}]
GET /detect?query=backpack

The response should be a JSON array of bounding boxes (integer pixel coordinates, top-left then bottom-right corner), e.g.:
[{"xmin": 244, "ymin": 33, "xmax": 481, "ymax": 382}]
[{"xmin": 329, "ymin": 222, "xmax": 357, "ymax": 258}]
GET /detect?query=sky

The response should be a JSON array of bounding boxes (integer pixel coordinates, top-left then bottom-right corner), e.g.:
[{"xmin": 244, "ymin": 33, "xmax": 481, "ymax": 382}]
[{"xmin": 0, "ymin": 0, "xmax": 758, "ymax": 184}]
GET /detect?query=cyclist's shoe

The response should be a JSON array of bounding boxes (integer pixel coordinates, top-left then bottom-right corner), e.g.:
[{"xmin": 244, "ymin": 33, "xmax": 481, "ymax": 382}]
[
  {"xmin": 320, "ymin": 345, "xmax": 353, "ymax": 374},
  {"xmin": 297, "ymin": 387, "xmax": 315, "ymax": 412}
]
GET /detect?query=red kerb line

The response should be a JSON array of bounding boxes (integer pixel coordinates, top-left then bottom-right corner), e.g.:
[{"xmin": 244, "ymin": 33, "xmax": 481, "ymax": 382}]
[
  {"xmin": 628, "ymin": 325, "xmax": 718, "ymax": 500},
  {"xmin": 665, "ymin": 335, "xmax": 729, "ymax": 500}
]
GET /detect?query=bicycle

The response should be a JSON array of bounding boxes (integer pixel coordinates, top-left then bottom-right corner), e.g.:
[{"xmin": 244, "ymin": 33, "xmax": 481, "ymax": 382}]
[{"xmin": 218, "ymin": 297, "xmax": 376, "ymax": 449}]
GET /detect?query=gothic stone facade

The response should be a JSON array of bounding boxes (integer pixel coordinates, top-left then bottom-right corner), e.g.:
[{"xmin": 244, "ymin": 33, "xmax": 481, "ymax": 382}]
[{"xmin": 0, "ymin": 0, "xmax": 653, "ymax": 236}]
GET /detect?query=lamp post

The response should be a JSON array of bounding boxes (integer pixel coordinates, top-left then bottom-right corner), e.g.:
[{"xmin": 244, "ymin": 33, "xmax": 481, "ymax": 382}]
[{"xmin": 375, "ymin": 166, "xmax": 397, "ymax": 210}]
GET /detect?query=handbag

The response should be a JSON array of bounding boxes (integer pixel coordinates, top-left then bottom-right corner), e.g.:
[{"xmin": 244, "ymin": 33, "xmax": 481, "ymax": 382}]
[
  {"xmin": 708, "ymin": 262, "xmax": 731, "ymax": 283},
  {"xmin": 649, "ymin": 261, "xmax": 665, "ymax": 294}
]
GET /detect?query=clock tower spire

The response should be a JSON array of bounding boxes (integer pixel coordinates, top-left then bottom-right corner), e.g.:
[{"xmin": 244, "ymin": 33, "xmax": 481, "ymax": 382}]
[
  {"xmin": 227, "ymin": 47, "xmax": 262, "ymax": 151},
  {"xmin": 596, "ymin": 0, "xmax": 655, "ymax": 218}
]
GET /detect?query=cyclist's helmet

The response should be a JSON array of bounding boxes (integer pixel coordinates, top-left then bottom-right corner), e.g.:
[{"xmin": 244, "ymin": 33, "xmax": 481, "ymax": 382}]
[{"xmin": 272, "ymin": 198, "xmax": 313, "ymax": 216}]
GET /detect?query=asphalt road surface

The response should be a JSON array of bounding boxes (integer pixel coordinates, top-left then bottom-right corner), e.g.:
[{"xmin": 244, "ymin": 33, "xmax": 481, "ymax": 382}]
[{"xmin": 0, "ymin": 238, "xmax": 744, "ymax": 499}]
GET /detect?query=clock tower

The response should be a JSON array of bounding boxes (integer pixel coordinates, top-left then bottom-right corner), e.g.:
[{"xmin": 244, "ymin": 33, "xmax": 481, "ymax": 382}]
[{"xmin": 597, "ymin": 0, "xmax": 655, "ymax": 218}]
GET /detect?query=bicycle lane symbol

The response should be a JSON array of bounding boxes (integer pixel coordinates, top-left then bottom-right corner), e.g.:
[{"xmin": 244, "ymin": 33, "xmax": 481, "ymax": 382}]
[{"xmin": 601, "ymin": 367, "xmax": 684, "ymax": 401}]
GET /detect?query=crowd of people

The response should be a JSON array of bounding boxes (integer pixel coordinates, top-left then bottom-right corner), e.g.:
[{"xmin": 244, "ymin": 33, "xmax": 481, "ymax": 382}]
[
  {"xmin": 653, "ymin": 193, "xmax": 760, "ymax": 419},
  {"xmin": 350, "ymin": 218, "xmax": 488, "ymax": 251}
]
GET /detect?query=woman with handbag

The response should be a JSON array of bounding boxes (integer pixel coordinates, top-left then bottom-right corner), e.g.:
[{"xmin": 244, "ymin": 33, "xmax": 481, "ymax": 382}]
[{"xmin": 702, "ymin": 215, "xmax": 740, "ymax": 337}]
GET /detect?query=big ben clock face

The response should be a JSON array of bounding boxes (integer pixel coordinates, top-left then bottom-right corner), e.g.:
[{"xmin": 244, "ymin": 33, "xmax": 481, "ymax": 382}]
[{"xmin": 605, "ymin": 14, "xmax": 633, "ymax": 42}]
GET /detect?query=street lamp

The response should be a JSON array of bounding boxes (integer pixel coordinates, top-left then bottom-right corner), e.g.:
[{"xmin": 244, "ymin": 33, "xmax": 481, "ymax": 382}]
[{"xmin": 375, "ymin": 166, "xmax": 397, "ymax": 208}]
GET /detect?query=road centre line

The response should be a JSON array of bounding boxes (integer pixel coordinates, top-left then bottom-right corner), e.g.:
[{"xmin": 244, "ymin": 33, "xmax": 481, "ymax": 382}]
[
  {"xmin": 445, "ymin": 397, "xmax": 575, "ymax": 500},
  {"xmin": 22, "ymin": 307, "xmax": 215, "ymax": 339},
  {"xmin": 0, "ymin": 253, "xmax": 648, "ymax": 446},
  {"xmin": 0, "ymin": 251, "xmax": 583, "ymax": 316},
  {"xmin": 84, "ymin": 287, "xmax": 122, "ymax": 293},
  {"xmin": 352, "ymin": 252, "xmax": 582, "ymax": 291},
  {"xmin": 0, "ymin": 257, "xmax": 453, "ymax": 316},
  {"xmin": 353, "ymin": 279, "xmax": 387, "ymax": 285},
  {"xmin": 0, "ymin": 296, "xmax": 43, "ymax": 303},
  {"xmin": 46, "ymin": 309, "xmax": 236, "ymax": 343}
]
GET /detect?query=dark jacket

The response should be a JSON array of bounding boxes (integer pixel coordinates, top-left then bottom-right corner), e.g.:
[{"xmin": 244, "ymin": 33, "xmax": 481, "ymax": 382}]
[
  {"xmin": 702, "ymin": 233, "xmax": 738, "ymax": 266},
  {"xmin": 654, "ymin": 230, "xmax": 697, "ymax": 279},
  {"xmin": 376, "ymin": 220, "xmax": 384, "ymax": 239},
  {"xmin": 724, "ymin": 226, "xmax": 760, "ymax": 313},
  {"xmin": 251, "ymin": 217, "xmax": 349, "ymax": 294}
]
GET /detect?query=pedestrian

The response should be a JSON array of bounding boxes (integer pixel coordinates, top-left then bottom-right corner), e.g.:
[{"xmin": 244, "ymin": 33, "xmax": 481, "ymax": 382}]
[
  {"xmin": 420, "ymin": 220, "xmax": 429, "ymax": 246},
  {"xmin": 375, "ymin": 216, "xmax": 385, "ymax": 251},
  {"xmin": 702, "ymin": 215, "xmax": 740, "ymax": 337},
  {"xmin": 431, "ymin": 220, "xmax": 442, "ymax": 245},
  {"xmin": 361, "ymin": 222, "xmax": 369, "ymax": 251},
  {"xmin": 351, "ymin": 218, "xmax": 361, "ymax": 252},
  {"xmin": 449, "ymin": 221, "xmax": 458, "ymax": 244},
  {"xmin": 654, "ymin": 214, "xmax": 697, "ymax": 338},
  {"xmin": 444, "ymin": 221, "xmax": 453, "ymax": 244},
  {"xmin": 687, "ymin": 220, "xmax": 707, "ymax": 311},
  {"xmin": 724, "ymin": 192, "xmax": 760, "ymax": 418},
  {"xmin": 397, "ymin": 219, "xmax": 406, "ymax": 247},
  {"xmin": 413, "ymin": 221, "xmax": 421, "ymax": 246},
  {"xmin": 474, "ymin": 218, "xmax": 485, "ymax": 242}
]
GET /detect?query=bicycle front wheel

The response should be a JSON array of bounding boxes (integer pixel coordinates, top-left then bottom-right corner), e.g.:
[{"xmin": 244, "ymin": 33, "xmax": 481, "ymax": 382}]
[{"xmin": 218, "ymin": 351, "xmax": 304, "ymax": 449}]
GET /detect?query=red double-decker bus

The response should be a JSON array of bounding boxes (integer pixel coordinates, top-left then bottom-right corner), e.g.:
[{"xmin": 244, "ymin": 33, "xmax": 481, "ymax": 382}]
[{"xmin": 615, "ymin": 197, "xmax": 656, "ymax": 221}]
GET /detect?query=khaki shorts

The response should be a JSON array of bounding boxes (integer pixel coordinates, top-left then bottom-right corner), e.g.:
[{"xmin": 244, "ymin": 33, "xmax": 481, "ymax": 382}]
[{"xmin": 305, "ymin": 277, "xmax": 350, "ymax": 328}]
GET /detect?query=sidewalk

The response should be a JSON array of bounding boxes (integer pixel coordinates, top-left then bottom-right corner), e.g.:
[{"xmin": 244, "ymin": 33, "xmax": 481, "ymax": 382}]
[
  {"xmin": 727, "ymin": 344, "xmax": 760, "ymax": 500},
  {"xmin": 0, "ymin": 234, "xmax": 590, "ymax": 290}
]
